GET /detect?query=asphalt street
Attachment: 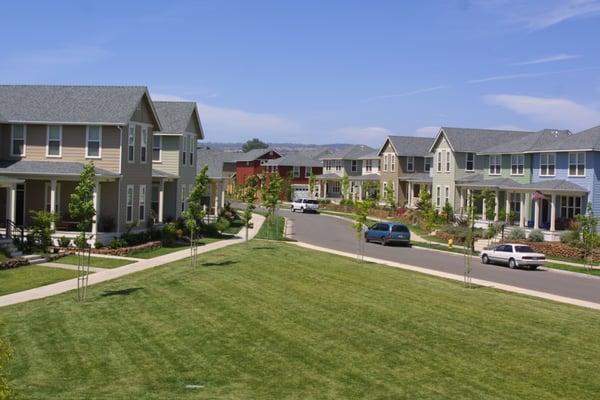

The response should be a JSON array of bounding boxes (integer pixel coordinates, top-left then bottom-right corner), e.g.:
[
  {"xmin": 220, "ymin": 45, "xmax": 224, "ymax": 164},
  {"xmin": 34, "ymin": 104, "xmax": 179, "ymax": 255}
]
[{"xmin": 282, "ymin": 209, "xmax": 600, "ymax": 304}]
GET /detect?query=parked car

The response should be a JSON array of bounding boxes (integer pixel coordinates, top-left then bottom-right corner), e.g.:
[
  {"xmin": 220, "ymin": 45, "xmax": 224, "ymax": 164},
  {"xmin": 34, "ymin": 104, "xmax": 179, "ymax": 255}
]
[
  {"xmin": 291, "ymin": 198, "xmax": 320, "ymax": 213},
  {"xmin": 364, "ymin": 222, "xmax": 411, "ymax": 246},
  {"xmin": 480, "ymin": 243, "xmax": 545, "ymax": 270}
]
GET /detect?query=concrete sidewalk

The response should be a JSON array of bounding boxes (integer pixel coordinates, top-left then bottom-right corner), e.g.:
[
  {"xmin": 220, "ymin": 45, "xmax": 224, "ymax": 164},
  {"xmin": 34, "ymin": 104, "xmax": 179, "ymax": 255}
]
[{"xmin": 0, "ymin": 214, "xmax": 265, "ymax": 308}]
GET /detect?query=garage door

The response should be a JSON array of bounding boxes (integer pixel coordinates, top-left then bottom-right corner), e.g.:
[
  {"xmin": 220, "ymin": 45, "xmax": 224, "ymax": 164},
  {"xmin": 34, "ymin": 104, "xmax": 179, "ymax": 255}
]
[{"xmin": 293, "ymin": 187, "xmax": 309, "ymax": 200}]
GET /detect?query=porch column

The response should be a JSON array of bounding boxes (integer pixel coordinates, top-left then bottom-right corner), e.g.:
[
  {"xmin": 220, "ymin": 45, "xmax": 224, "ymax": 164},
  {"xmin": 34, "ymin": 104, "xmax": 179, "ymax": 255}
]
[
  {"xmin": 158, "ymin": 181, "xmax": 165, "ymax": 223},
  {"xmin": 505, "ymin": 191, "xmax": 511, "ymax": 223},
  {"xmin": 550, "ymin": 194, "xmax": 556, "ymax": 232},
  {"xmin": 8, "ymin": 184, "xmax": 17, "ymax": 223},
  {"xmin": 407, "ymin": 183, "xmax": 412, "ymax": 207},
  {"xmin": 324, "ymin": 181, "xmax": 328, "ymax": 198},
  {"xmin": 50, "ymin": 179, "xmax": 57, "ymax": 230},
  {"xmin": 466, "ymin": 189, "xmax": 471, "ymax": 209},
  {"xmin": 220, "ymin": 181, "xmax": 225, "ymax": 208},
  {"xmin": 534, "ymin": 198, "xmax": 540, "ymax": 229},
  {"xmin": 214, "ymin": 182, "xmax": 219, "ymax": 217},
  {"xmin": 459, "ymin": 188, "xmax": 464, "ymax": 214},
  {"xmin": 91, "ymin": 181, "xmax": 100, "ymax": 236},
  {"xmin": 358, "ymin": 182, "xmax": 363, "ymax": 201},
  {"xmin": 519, "ymin": 193, "xmax": 525, "ymax": 228},
  {"xmin": 494, "ymin": 190, "xmax": 499, "ymax": 221},
  {"xmin": 482, "ymin": 196, "xmax": 487, "ymax": 221}
]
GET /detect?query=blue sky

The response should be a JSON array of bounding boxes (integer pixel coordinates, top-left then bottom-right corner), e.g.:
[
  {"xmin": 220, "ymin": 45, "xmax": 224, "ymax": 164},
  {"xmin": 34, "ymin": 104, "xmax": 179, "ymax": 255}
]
[{"xmin": 2, "ymin": 1, "xmax": 600, "ymax": 146}]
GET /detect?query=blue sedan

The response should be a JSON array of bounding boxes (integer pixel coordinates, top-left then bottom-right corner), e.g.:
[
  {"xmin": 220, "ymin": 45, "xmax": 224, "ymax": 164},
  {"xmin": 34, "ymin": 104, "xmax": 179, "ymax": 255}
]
[{"xmin": 364, "ymin": 222, "xmax": 411, "ymax": 246}]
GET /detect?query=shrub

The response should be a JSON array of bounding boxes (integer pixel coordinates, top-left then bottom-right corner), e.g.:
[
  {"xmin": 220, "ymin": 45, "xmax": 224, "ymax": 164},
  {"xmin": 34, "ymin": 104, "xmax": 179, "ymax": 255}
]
[
  {"xmin": 29, "ymin": 210, "xmax": 57, "ymax": 251},
  {"xmin": 162, "ymin": 222, "xmax": 178, "ymax": 244},
  {"xmin": 214, "ymin": 216, "xmax": 231, "ymax": 233},
  {"xmin": 528, "ymin": 229, "xmax": 545, "ymax": 242},
  {"xmin": 74, "ymin": 234, "xmax": 90, "ymax": 249},
  {"xmin": 560, "ymin": 230, "xmax": 580, "ymax": 245},
  {"xmin": 507, "ymin": 228, "xmax": 526, "ymax": 241},
  {"xmin": 58, "ymin": 236, "xmax": 71, "ymax": 248},
  {"xmin": 108, "ymin": 238, "xmax": 127, "ymax": 249},
  {"xmin": 94, "ymin": 241, "xmax": 104, "ymax": 249}
]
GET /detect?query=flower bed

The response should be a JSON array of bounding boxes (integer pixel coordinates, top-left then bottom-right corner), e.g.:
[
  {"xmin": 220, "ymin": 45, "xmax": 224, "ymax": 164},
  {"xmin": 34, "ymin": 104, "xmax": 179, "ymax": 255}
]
[
  {"xmin": 57, "ymin": 241, "xmax": 162, "ymax": 257},
  {"xmin": 0, "ymin": 257, "xmax": 29, "ymax": 270}
]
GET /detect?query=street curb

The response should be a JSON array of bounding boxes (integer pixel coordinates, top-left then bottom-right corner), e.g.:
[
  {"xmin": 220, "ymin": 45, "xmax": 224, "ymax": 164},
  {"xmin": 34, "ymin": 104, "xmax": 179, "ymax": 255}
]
[{"xmin": 290, "ymin": 241, "xmax": 600, "ymax": 311}]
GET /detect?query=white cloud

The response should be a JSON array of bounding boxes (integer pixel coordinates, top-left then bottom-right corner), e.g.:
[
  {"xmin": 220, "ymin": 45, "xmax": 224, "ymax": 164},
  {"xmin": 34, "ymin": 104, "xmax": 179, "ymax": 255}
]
[
  {"xmin": 152, "ymin": 93, "xmax": 299, "ymax": 142},
  {"xmin": 519, "ymin": 0, "xmax": 600, "ymax": 30},
  {"xmin": 414, "ymin": 126, "xmax": 440, "ymax": 137},
  {"xmin": 364, "ymin": 85, "xmax": 448, "ymax": 103},
  {"xmin": 512, "ymin": 53, "xmax": 580, "ymax": 66},
  {"xmin": 484, "ymin": 94, "xmax": 600, "ymax": 130}
]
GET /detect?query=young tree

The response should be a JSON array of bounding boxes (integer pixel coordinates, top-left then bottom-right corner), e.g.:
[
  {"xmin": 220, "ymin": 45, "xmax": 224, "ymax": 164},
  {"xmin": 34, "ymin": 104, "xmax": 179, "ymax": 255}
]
[
  {"xmin": 463, "ymin": 191, "xmax": 476, "ymax": 288},
  {"xmin": 242, "ymin": 175, "xmax": 260, "ymax": 242},
  {"xmin": 68, "ymin": 162, "xmax": 96, "ymax": 301},
  {"xmin": 353, "ymin": 199, "xmax": 374, "ymax": 261},
  {"xmin": 308, "ymin": 172, "xmax": 316, "ymax": 199},
  {"xmin": 183, "ymin": 165, "xmax": 210, "ymax": 267},
  {"xmin": 383, "ymin": 180, "xmax": 396, "ymax": 210},
  {"xmin": 242, "ymin": 138, "xmax": 268, "ymax": 153},
  {"xmin": 263, "ymin": 171, "xmax": 284, "ymax": 239},
  {"xmin": 576, "ymin": 202, "xmax": 599, "ymax": 271},
  {"xmin": 341, "ymin": 174, "xmax": 350, "ymax": 202}
]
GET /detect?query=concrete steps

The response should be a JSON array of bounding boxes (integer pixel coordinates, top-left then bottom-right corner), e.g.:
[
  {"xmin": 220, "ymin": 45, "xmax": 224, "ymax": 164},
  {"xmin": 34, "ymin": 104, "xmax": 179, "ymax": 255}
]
[
  {"xmin": 21, "ymin": 254, "xmax": 49, "ymax": 265},
  {"xmin": 0, "ymin": 238, "xmax": 22, "ymax": 257}
]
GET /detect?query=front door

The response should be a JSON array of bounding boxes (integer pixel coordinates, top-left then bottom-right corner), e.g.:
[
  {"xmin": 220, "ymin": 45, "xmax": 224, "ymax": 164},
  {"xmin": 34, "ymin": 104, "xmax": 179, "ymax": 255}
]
[{"xmin": 16, "ymin": 184, "xmax": 25, "ymax": 226}]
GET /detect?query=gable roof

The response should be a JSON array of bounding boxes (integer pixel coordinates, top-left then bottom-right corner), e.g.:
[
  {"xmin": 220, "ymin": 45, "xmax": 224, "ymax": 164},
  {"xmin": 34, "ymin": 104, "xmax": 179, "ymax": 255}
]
[
  {"xmin": 234, "ymin": 147, "xmax": 282, "ymax": 162},
  {"xmin": 0, "ymin": 85, "xmax": 161, "ymax": 129},
  {"xmin": 321, "ymin": 145, "xmax": 375, "ymax": 160},
  {"xmin": 263, "ymin": 152, "xmax": 323, "ymax": 168},
  {"xmin": 480, "ymin": 129, "xmax": 573, "ymax": 154},
  {"xmin": 430, "ymin": 127, "xmax": 538, "ymax": 153},
  {"xmin": 153, "ymin": 101, "xmax": 204, "ymax": 138},
  {"xmin": 196, "ymin": 149, "xmax": 232, "ymax": 179},
  {"xmin": 379, "ymin": 136, "xmax": 434, "ymax": 157}
]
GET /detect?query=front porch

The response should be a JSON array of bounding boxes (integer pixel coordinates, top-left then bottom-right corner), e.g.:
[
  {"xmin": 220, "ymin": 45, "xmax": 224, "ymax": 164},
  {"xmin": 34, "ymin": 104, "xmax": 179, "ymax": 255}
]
[{"xmin": 316, "ymin": 173, "xmax": 380, "ymax": 202}]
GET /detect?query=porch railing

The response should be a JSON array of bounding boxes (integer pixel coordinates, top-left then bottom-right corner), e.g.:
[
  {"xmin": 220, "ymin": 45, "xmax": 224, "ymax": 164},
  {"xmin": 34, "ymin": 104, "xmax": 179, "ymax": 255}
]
[{"xmin": 5, "ymin": 219, "xmax": 25, "ymax": 248}]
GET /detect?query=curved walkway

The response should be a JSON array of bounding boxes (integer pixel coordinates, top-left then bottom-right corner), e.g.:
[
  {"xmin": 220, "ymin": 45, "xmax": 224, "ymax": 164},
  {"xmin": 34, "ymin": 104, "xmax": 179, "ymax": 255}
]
[{"xmin": 0, "ymin": 214, "xmax": 265, "ymax": 308}]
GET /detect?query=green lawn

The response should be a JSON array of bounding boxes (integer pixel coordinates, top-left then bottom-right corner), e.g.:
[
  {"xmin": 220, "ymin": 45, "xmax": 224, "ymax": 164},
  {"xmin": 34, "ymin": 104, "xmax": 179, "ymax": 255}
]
[
  {"xmin": 2, "ymin": 242, "xmax": 600, "ymax": 399},
  {"xmin": 255, "ymin": 215, "xmax": 286, "ymax": 240},
  {"xmin": 128, "ymin": 238, "xmax": 223, "ymax": 259},
  {"xmin": 0, "ymin": 265, "xmax": 80, "ymax": 296},
  {"xmin": 54, "ymin": 255, "xmax": 135, "ymax": 269},
  {"xmin": 544, "ymin": 262, "xmax": 600, "ymax": 276},
  {"xmin": 0, "ymin": 253, "xmax": 7, "ymax": 262}
]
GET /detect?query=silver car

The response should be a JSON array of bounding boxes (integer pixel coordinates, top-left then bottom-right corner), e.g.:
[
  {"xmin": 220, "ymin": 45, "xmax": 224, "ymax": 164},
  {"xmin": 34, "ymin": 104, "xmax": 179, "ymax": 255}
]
[{"xmin": 481, "ymin": 243, "xmax": 546, "ymax": 270}]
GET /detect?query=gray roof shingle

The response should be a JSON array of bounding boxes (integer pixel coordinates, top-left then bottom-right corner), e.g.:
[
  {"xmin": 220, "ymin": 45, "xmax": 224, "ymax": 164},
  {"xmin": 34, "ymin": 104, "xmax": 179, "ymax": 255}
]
[
  {"xmin": 152, "ymin": 169, "xmax": 178, "ymax": 179},
  {"xmin": 321, "ymin": 145, "xmax": 375, "ymax": 160},
  {"xmin": 382, "ymin": 136, "xmax": 435, "ymax": 157},
  {"xmin": 456, "ymin": 175, "xmax": 587, "ymax": 193},
  {"xmin": 480, "ymin": 129, "xmax": 573, "ymax": 154},
  {"xmin": 0, "ymin": 160, "xmax": 119, "ymax": 177},
  {"xmin": 263, "ymin": 152, "xmax": 323, "ymax": 168},
  {"xmin": 437, "ymin": 127, "xmax": 538, "ymax": 153},
  {"xmin": 196, "ymin": 149, "xmax": 235, "ymax": 179},
  {"xmin": 0, "ymin": 85, "xmax": 159, "ymax": 127},
  {"xmin": 153, "ymin": 101, "xmax": 202, "ymax": 136},
  {"xmin": 234, "ymin": 147, "xmax": 282, "ymax": 162}
]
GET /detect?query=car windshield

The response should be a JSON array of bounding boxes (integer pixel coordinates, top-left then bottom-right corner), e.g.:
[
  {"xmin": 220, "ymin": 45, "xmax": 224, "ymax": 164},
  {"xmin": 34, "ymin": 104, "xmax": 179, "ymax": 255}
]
[
  {"xmin": 515, "ymin": 245, "xmax": 535, "ymax": 253},
  {"xmin": 391, "ymin": 225, "xmax": 409, "ymax": 233}
]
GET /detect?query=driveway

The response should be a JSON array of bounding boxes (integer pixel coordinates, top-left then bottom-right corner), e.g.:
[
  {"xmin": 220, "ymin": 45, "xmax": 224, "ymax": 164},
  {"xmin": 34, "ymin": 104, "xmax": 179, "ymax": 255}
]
[{"xmin": 282, "ymin": 209, "xmax": 600, "ymax": 305}]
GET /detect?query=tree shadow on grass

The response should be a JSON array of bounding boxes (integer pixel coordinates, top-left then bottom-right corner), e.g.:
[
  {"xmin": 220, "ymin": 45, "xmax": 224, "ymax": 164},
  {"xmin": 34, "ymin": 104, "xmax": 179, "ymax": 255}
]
[
  {"xmin": 201, "ymin": 260, "xmax": 238, "ymax": 267},
  {"xmin": 100, "ymin": 287, "xmax": 144, "ymax": 297}
]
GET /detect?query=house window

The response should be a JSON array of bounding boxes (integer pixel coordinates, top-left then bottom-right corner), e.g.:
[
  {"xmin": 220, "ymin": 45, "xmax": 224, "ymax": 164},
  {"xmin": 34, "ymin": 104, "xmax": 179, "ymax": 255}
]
[
  {"xmin": 383, "ymin": 155, "xmax": 388, "ymax": 172},
  {"xmin": 331, "ymin": 181, "xmax": 341, "ymax": 194},
  {"xmin": 510, "ymin": 193, "xmax": 521, "ymax": 215},
  {"xmin": 335, "ymin": 160, "xmax": 342, "ymax": 172},
  {"xmin": 445, "ymin": 151, "xmax": 450, "ymax": 172},
  {"xmin": 11, "ymin": 124, "xmax": 26, "ymax": 156},
  {"xmin": 390, "ymin": 155, "xmax": 396, "ymax": 172},
  {"xmin": 560, "ymin": 196, "xmax": 582, "ymax": 218},
  {"xmin": 325, "ymin": 160, "xmax": 332, "ymax": 171},
  {"xmin": 305, "ymin": 166, "xmax": 312, "ymax": 178},
  {"xmin": 139, "ymin": 185, "xmax": 146, "ymax": 221},
  {"xmin": 140, "ymin": 127, "xmax": 148, "ymax": 163},
  {"xmin": 465, "ymin": 153, "xmax": 474, "ymax": 172},
  {"xmin": 351, "ymin": 160, "xmax": 358, "ymax": 172},
  {"xmin": 407, "ymin": 156, "xmax": 414, "ymax": 172},
  {"xmin": 151, "ymin": 185, "xmax": 159, "ymax": 218},
  {"xmin": 86, "ymin": 126, "xmax": 102, "ymax": 158},
  {"xmin": 437, "ymin": 151, "xmax": 442, "ymax": 172},
  {"xmin": 293, "ymin": 166, "xmax": 300, "ymax": 178},
  {"xmin": 489, "ymin": 155, "xmax": 501, "ymax": 175},
  {"xmin": 152, "ymin": 135, "xmax": 161, "ymax": 161},
  {"xmin": 569, "ymin": 152, "xmax": 585, "ymax": 176},
  {"xmin": 365, "ymin": 160, "xmax": 372, "ymax": 172},
  {"xmin": 540, "ymin": 153, "xmax": 555, "ymax": 176},
  {"xmin": 511, "ymin": 154, "xmax": 524, "ymax": 175},
  {"xmin": 128, "ymin": 125, "xmax": 135, "ymax": 162},
  {"xmin": 444, "ymin": 186, "xmax": 449, "ymax": 205},
  {"xmin": 425, "ymin": 157, "xmax": 432, "ymax": 172},
  {"xmin": 189, "ymin": 136, "xmax": 194, "ymax": 165},
  {"xmin": 181, "ymin": 186, "xmax": 186, "ymax": 212},
  {"xmin": 182, "ymin": 136, "xmax": 187, "ymax": 166},
  {"xmin": 436, "ymin": 186, "xmax": 441, "ymax": 207},
  {"xmin": 47, "ymin": 125, "xmax": 62, "ymax": 157},
  {"xmin": 126, "ymin": 185, "xmax": 134, "ymax": 222}
]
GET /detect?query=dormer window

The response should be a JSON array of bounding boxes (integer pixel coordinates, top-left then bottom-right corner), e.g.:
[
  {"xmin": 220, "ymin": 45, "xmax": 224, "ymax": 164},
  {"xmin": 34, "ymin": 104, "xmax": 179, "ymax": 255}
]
[
  {"xmin": 425, "ymin": 157, "xmax": 432, "ymax": 172},
  {"xmin": 406, "ymin": 156, "xmax": 414, "ymax": 172},
  {"xmin": 465, "ymin": 153, "xmax": 474, "ymax": 172},
  {"xmin": 152, "ymin": 135, "xmax": 161, "ymax": 161},
  {"xmin": 351, "ymin": 160, "xmax": 358, "ymax": 172},
  {"xmin": 47, "ymin": 125, "xmax": 62, "ymax": 157},
  {"xmin": 86, "ymin": 126, "xmax": 102, "ymax": 158}
]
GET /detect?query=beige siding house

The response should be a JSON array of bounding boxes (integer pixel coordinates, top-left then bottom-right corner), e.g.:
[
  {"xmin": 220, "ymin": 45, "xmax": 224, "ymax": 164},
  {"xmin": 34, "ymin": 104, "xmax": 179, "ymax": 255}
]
[{"xmin": 0, "ymin": 85, "xmax": 162, "ymax": 243}]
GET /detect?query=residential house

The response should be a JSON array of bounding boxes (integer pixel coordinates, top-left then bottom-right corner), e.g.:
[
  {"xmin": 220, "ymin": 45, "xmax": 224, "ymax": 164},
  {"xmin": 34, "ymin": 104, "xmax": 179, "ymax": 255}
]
[
  {"xmin": 263, "ymin": 151, "xmax": 325, "ymax": 199},
  {"xmin": 151, "ymin": 101, "xmax": 204, "ymax": 223},
  {"xmin": 377, "ymin": 136, "xmax": 434, "ymax": 207},
  {"xmin": 234, "ymin": 147, "xmax": 282, "ymax": 186},
  {"xmin": 316, "ymin": 145, "xmax": 380, "ymax": 200},
  {"xmin": 196, "ymin": 148, "xmax": 232, "ymax": 216},
  {"xmin": 0, "ymin": 85, "xmax": 162, "ymax": 242}
]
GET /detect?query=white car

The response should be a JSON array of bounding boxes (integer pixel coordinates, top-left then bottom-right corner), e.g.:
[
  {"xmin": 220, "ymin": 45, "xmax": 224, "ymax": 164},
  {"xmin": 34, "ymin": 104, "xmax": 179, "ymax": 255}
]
[
  {"xmin": 481, "ymin": 243, "xmax": 546, "ymax": 270},
  {"xmin": 291, "ymin": 198, "xmax": 319, "ymax": 213}
]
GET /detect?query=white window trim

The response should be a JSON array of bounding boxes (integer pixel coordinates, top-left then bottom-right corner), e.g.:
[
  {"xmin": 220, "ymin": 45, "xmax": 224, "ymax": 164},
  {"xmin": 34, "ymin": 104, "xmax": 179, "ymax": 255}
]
[
  {"xmin": 10, "ymin": 124, "xmax": 26, "ymax": 157},
  {"xmin": 568, "ymin": 152, "xmax": 586, "ymax": 177},
  {"xmin": 437, "ymin": 151, "xmax": 442, "ymax": 172},
  {"xmin": 444, "ymin": 185, "xmax": 449, "ymax": 205},
  {"xmin": 189, "ymin": 135, "xmax": 194, "ymax": 166},
  {"xmin": 406, "ymin": 156, "xmax": 415, "ymax": 172},
  {"xmin": 445, "ymin": 150, "xmax": 450, "ymax": 173},
  {"xmin": 128, "ymin": 125, "xmax": 136, "ymax": 163},
  {"xmin": 139, "ymin": 185, "xmax": 146, "ymax": 221},
  {"xmin": 85, "ymin": 126, "xmax": 102, "ymax": 159},
  {"xmin": 140, "ymin": 127, "xmax": 148, "ymax": 164},
  {"xmin": 436, "ymin": 185, "xmax": 441, "ymax": 207},
  {"xmin": 152, "ymin": 134, "xmax": 162, "ymax": 162},
  {"xmin": 126, "ymin": 185, "xmax": 134, "ymax": 223},
  {"xmin": 182, "ymin": 135, "xmax": 187, "ymax": 166},
  {"xmin": 539, "ymin": 153, "xmax": 556, "ymax": 177},
  {"xmin": 293, "ymin": 166, "xmax": 300, "ymax": 178},
  {"xmin": 510, "ymin": 154, "xmax": 524, "ymax": 176},
  {"xmin": 465, "ymin": 152, "xmax": 474, "ymax": 172},
  {"xmin": 489, "ymin": 155, "xmax": 501, "ymax": 176},
  {"xmin": 46, "ymin": 125, "xmax": 63, "ymax": 158},
  {"xmin": 305, "ymin": 166, "xmax": 312, "ymax": 178},
  {"xmin": 390, "ymin": 154, "xmax": 396, "ymax": 172},
  {"xmin": 383, "ymin": 155, "xmax": 388, "ymax": 172}
]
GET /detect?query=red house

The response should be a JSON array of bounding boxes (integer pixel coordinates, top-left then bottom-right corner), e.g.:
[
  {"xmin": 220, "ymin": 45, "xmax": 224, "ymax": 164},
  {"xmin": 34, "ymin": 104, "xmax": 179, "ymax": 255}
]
[
  {"xmin": 263, "ymin": 152, "xmax": 325, "ymax": 199},
  {"xmin": 234, "ymin": 147, "xmax": 282, "ymax": 186}
]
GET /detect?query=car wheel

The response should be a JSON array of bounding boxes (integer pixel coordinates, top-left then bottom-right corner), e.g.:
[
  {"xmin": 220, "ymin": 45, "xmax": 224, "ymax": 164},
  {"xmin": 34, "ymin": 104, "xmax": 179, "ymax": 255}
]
[
  {"xmin": 291, "ymin": 206, "xmax": 295, "ymax": 212},
  {"xmin": 508, "ymin": 258, "xmax": 517, "ymax": 269},
  {"xmin": 381, "ymin": 238, "xmax": 388, "ymax": 246},
  {"xmin": 481, "ymin": 254, "xmax": 489, "ymax": 264},
  {"xmin": 302, "ymin": 208, "xmax": 306, "ymax": 213}
]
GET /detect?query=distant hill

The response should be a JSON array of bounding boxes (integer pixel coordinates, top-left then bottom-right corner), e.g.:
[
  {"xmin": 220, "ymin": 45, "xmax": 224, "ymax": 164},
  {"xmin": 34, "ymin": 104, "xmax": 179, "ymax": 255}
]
[{"xmin": 202, "ymin": 142, "xmax": 357, "ymax": 153}]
